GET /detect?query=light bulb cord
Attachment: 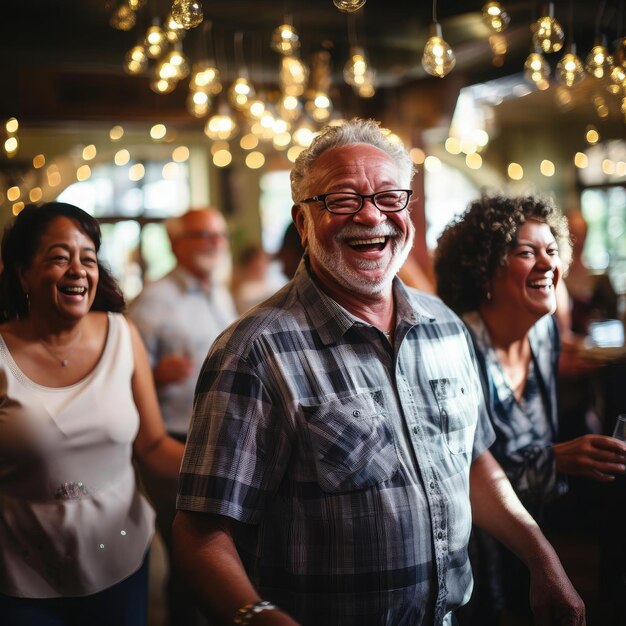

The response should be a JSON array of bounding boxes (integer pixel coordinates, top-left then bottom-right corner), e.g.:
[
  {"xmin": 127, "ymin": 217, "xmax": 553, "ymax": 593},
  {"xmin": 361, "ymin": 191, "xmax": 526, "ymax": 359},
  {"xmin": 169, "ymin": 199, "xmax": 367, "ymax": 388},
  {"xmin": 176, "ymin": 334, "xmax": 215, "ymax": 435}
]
[{"xmin": 432, "ymin": 0, "xmax": 438, "ymax": 23}]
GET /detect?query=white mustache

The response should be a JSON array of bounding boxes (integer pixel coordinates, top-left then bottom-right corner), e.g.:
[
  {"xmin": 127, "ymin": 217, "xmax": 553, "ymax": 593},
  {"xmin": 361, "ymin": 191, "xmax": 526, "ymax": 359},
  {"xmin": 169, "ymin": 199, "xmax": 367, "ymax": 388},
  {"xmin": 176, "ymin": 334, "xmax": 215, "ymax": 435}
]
[{"xmin": 335, "ymin": 223, "xmax": 402, "ymax": 242}]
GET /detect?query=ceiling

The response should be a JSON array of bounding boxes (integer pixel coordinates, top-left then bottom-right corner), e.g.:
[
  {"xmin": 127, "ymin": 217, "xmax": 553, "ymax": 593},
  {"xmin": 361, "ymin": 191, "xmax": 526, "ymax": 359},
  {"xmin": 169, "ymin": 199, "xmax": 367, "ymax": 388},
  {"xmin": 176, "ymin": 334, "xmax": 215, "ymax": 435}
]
[{"xmin": 0, "ymin": 0, "xmax": 624, "ymax": 173}]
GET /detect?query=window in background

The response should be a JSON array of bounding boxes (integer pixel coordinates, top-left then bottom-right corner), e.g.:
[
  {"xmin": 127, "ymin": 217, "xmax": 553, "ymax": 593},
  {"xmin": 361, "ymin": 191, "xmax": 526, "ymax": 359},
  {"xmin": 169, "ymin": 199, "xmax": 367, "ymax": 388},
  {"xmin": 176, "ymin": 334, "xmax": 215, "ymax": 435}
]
[
  {"xmin": 259, "ymin": 170, "xmax": 293, "ymax": 254},
  {"xmin": 578, "ymin": 139, "xmax": 626, "ymax": 297},
  {"xmin": 424, "ymin": 161, "xmax": 479, "ymax": 250},
  {"xmin": 57, "ymin": 160, "xmax": 189, "ymax": 298}
]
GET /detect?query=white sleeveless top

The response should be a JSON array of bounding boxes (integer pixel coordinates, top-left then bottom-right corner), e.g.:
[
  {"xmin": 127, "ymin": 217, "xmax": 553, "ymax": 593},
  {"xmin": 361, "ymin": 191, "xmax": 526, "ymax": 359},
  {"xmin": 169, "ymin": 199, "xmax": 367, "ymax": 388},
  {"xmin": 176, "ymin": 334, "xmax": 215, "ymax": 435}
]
[{"xmin": 0, "ymin": 313, "xmax": 155, "ymax": 598}]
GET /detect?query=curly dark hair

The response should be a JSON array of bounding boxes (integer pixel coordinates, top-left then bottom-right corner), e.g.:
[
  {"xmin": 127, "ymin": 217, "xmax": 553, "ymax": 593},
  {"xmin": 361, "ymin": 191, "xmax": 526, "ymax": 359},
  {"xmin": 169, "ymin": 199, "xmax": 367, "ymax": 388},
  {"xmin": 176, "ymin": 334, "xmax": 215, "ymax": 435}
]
[
  {"xmin": 0, "ymin": 202, "xmax": 125, "ymax": 321},
  {"xmin": 434, "ymin": 194, "xmax": 571, "ymax": 315}
]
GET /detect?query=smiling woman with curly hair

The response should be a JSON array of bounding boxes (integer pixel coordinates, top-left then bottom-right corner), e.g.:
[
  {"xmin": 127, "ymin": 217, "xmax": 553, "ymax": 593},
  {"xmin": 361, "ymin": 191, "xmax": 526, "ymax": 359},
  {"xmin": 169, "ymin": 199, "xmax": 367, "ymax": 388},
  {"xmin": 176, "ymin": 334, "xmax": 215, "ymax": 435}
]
[
  {"xmin": 434, "ymin": 194, "xmax": 626, "ymax": 625},
  {"xmin": 435, "ymin": 194, "xmax": 571, "ymax": 316}
]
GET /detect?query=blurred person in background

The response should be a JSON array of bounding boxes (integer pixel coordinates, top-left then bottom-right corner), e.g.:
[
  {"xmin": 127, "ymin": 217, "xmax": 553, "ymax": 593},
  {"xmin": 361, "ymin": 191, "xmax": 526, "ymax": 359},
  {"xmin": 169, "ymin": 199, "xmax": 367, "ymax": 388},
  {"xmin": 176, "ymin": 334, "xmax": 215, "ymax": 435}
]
[
  {"xmin": 435, "ymin": 194, "xmax": 626, "ymax": 625},
  {"xmin": 0, "ymin": 202, "xmax": 184, "ymax": 626},
  {"xmin": 232, "ymin": 244, "xmax": 286, "ymax": 314},
  {"xmin": 129, "ymin": 207, "xmax": 237, "ymax": 626}
]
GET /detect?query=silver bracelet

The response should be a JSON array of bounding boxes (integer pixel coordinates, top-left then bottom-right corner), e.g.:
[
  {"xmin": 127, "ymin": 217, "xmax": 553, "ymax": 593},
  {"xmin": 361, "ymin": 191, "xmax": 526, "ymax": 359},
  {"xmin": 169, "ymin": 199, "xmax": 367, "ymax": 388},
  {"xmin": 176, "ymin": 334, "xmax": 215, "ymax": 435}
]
[{"xmin": 233, "ymin": 600, "xmax": 277, "ymax": 625}]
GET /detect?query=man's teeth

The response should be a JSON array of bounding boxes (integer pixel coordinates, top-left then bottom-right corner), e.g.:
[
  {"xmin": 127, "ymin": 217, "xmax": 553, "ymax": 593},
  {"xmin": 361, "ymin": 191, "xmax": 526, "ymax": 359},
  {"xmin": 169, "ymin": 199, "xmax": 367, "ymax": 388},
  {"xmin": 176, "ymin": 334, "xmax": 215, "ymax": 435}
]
[{"xmin": 351, "ymin": 236, "xmax": 385, "ymax": 246}]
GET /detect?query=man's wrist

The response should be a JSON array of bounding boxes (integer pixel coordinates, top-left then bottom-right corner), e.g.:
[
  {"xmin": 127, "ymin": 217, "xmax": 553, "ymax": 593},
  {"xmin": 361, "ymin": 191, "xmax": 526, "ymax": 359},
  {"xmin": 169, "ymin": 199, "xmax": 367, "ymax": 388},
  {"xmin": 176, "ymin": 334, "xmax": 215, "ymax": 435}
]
[{"xmin": 233, "ymin": 600, "xmax": 277, "ymax": 625}]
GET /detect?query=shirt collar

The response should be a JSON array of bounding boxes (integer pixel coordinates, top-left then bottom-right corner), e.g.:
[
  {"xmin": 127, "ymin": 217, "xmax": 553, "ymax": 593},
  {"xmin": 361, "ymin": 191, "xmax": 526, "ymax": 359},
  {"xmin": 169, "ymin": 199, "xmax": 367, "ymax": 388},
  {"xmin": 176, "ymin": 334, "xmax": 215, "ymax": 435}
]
[
  {"xmin": 170, "ymin": 265, "xmax": 212, "ymax": 294},
  {"xmin": 293, "ymin": 255, "xmax": 433, "ymax": 345}
]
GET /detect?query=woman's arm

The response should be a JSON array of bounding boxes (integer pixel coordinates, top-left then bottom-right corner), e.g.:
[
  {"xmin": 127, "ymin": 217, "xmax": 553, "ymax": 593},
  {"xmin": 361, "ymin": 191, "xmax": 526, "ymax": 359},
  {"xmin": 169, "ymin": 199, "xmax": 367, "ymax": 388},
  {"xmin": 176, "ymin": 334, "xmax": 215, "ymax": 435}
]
[{"xmin": 128, "ymin": 317, "xmax": 184, "ymax": 478}]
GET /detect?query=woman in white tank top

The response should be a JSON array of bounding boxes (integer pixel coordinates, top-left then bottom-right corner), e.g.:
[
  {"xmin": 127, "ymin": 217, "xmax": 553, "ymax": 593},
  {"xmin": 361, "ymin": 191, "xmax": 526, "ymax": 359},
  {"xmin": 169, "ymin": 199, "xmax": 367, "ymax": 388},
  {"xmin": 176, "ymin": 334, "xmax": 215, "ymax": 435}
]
[{"xmin": 0, "ymin": 202, "xmax": 185, "ymax": 626}]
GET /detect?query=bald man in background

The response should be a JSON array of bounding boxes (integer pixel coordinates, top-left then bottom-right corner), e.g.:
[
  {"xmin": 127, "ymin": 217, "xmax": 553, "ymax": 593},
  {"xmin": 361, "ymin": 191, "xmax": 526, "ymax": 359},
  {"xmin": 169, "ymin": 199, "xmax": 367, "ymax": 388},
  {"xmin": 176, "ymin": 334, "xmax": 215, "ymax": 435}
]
[{"xmin": 130, "ymin": 207, "xmax": 238, "ymax": 626}]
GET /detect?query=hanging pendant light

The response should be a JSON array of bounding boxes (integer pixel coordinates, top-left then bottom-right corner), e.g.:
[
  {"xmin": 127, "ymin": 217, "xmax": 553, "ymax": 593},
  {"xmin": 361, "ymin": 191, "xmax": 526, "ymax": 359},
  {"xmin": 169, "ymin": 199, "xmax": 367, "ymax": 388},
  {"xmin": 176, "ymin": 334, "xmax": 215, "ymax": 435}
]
[
  {"xmin": 124, "ymin": 44, "xmax": 149, "ymax": 75},
  {"xmin": 271, "ymin": 23, "xmax": 300, "ymax": 55},
  {"xmin": 171, "ymin": 0, "xmax": 204, "ymax": 30},
  {"xmin": 556, "ymin": 43, "xmax": 586, "ymax": 87},
  {"xmin": 532, "ymin": 3, "xmax": 564, "ymax": 54},
  {"xmin": 110, "ymin": 4, "xmax": 136, "ymax": 31},
  {"xmin": 332, "ymin": 0, "xmax": 366, "ymax": 13},
  {"xmin": 190, "ymin": 62, "xmax": 221, "ymax": 94},
  {"xmin": 144, "ymin": 20, "xmax": 167, "ymax": 59},
  {"xmin": 280, "ymin": 56, "xmax": 309, "ymax": 96},
  {"xmin": 186, "ymin": 90, "xmax": 211, "ymax": 117},
  {"xmin": 228, "ymin": 77, "xmax": 256, "ymax": 111},
  {"xmin": 157, "ymin": 43, "xmax": 190, "ymax": 81},
  {"xmin": 524, "ymin": 50, "xmax": 550, "ymax": 85},
  {"xmin": 422, "ymin": 22, "xmax": 456, "ymax": 78},
  {"xmin": 204, "ymin": 101, "xmax": 238, "ymax": 140},
  {"xmin": 482, "ymin": 2, "xmax": 510, "ymax": 33},
  {"xmin": 585, "ymin": 38, "xmax": 614, "ymax": 79}
]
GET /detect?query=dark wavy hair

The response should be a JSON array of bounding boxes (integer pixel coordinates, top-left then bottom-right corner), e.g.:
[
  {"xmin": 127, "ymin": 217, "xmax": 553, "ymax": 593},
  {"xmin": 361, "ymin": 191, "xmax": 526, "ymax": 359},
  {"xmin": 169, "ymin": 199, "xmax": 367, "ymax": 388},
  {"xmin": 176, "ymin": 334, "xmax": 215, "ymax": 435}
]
[
  {"xmin": 434, "ymin": 194, "xmax": 571, "ymax": 315},
  {"xmin": 0, "ymin": 202, "xmax": 125, "ymax": 321}
]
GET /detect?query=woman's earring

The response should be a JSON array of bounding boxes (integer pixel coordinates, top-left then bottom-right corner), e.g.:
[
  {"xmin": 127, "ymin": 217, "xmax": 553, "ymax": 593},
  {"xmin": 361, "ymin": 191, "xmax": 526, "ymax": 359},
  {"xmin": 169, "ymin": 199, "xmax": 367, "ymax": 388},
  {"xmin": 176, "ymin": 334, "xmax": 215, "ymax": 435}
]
[{"xmin": 486, "ymin": 290, "xmax": 492, "ymax": 301}]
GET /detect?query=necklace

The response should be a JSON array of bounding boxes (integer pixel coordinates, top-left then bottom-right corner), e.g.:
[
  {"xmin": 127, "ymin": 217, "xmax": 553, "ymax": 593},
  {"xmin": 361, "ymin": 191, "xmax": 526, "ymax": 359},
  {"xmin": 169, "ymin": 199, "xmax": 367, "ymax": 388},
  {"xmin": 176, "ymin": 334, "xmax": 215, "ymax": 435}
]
[{"xmin": 39, "ymin": 330, "xmax": 82, "ymax": 367}]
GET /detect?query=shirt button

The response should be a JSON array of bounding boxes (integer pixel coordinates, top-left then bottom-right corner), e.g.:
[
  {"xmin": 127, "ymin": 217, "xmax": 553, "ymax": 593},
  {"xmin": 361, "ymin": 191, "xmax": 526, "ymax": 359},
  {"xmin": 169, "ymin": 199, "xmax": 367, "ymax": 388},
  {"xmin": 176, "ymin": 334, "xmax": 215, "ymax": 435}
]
[
  {"xmin": 437, "ymin": 530, "xmax": 444, "ymax": 540},
  {"xmin": 429, "ymin": 481, "xmax": 435, "ymax": 490},
  {"xmin": 461, "ymin": 387, "xmax": 465, "ymax": 394},
  {"xmin": 353, "ymin": 410, "xmax": 361, "ymax": 417},
  {"xmin": 412, "ymin": 426, "xmax": 418, "ymax": 434}
]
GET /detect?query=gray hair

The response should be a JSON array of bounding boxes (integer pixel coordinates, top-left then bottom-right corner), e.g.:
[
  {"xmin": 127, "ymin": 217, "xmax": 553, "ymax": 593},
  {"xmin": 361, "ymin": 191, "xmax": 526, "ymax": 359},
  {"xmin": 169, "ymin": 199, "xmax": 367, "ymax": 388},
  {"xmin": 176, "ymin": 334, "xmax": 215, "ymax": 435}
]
[{"xmin": 290, "ymin": 118, "xmax": 415, "ymax": 203}]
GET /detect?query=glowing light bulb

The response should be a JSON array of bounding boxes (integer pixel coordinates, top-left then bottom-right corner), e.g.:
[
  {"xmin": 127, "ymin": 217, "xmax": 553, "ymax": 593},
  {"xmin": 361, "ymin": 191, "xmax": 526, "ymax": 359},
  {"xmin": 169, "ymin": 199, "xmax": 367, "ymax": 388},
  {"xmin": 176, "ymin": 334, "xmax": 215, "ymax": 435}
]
[
  {"xmin": 610, "ymin": 65, "xmax": 626, "ymax": 89},
  {"xmin": 150, "ymin": 76, "xmax": 178, "ymax": 95},
  {"xmin": 187, "ymin": 91, "xmax": 211, "ymax": 117},
  {"xmin": 332, "ymin": 0, "xmax": 366, "ymax": 13},
  {"xmin": 280, "ymin": 56, "xmax": 309, "ymax": 96},
  {"xmin": 344, "ymin": 47, "xmax": 368, "ymax": 87},
  {"xmin": 482, "ymin": 2, "xmax": 510, "ymax": 32},
  {"xmin": 171, "ymin": 0, "xmax": 204, "ymax": 30},
  {"xmin": 190, "ymin": 63, "xmax": 221, "ymax": 94},
  {"xmin": 128, "ymin": 0, "xmax": 146, "ymax": 9},
  {"xmin": 204, "ymin": 113, "xmax": 238, "ymax": 140},
  {"xmin": 228, "ymin": 77, "xmax": 255, "ymax": 110},
  {"xmin": 145, "ymin": 23, "xmax": 166, "ymax": 59},
  {"xmin": 524, "ymin": 51, "xmax": 550, "ymax": 84},
  {"xmin": 585, "ymin": 44, "xmax": 614, "ymax": 79},
  {"xmin": 422, "ymin": 23, "xmax": 456, "ymax": 78},
  {"xmin": 164, "ymin": 13, "xmax": 186, "ymax": 43},
  {"xmin": 556, "ymin": 47, "xmax": 586, "ymax": 88},
  {"xmin": 277, "ymin": 94, "xmax": 302, "ymax": 122},
  {"xmin": 271, "ymin": 24, "xmax": 300, "ymax": 55},
  {"xmin": 110, "ymin": 4, "xmax": 136, "ymax": 31},
  {"xmin": 532, "ymin": 5, "xmax": 564, "ymax": 54},
  {"xmin": 305, "ymin": 92, "xmax": 333, "ymax": 122},
  {"xmin": 124, "ymin": 45, "xmax": 149, "ymax": 75},
  {"xmin": 158, "ymin": 45, "xmax": 190, "ymax": 80}
]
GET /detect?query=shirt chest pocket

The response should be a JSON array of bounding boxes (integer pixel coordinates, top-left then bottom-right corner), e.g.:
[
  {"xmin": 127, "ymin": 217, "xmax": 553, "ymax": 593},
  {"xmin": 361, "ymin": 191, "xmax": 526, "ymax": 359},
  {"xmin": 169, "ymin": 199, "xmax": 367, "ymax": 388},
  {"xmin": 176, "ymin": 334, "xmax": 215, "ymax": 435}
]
[
  {"xmin": 301, "ymin": 391, "xmax": 398, "ymax": 493},
  {"xmin": 435, "ymin": 396, "xmax": 475, "ymax": 455}
]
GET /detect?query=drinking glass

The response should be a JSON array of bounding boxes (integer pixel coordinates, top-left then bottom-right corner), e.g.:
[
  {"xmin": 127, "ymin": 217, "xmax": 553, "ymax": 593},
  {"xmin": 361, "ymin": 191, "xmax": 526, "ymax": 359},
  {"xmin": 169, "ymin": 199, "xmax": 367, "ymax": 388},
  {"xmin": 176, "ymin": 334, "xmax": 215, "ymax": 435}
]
[{"xmin": 612, "ymin": 414, "xmax": 626, "ymax": 441}]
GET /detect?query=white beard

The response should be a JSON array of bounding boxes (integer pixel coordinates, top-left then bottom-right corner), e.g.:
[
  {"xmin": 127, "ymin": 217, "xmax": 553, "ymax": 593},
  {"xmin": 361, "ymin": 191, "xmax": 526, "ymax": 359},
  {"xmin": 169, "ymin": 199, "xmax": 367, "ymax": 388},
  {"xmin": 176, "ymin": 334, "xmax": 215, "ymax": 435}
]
[{"xmin": 305, "ymin": 215, "xmax": 415, "ymax": 296}]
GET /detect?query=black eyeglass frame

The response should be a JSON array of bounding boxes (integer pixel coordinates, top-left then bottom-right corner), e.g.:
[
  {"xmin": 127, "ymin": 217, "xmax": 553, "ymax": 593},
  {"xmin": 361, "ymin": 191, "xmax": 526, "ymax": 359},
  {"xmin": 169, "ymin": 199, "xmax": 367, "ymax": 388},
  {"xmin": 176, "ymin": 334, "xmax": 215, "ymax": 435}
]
[{"xmin": 299, "ymin": 189, "xmax": 413, "ymax": 215}]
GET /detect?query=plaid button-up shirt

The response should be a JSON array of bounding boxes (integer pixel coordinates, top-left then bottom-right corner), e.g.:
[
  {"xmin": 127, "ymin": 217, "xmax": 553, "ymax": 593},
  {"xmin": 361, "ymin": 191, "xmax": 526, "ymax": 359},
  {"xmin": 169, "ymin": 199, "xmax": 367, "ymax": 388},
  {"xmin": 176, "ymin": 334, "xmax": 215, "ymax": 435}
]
[{"xmin": 178, "ymin": 258, "xmax": 494, "ymax": 626}]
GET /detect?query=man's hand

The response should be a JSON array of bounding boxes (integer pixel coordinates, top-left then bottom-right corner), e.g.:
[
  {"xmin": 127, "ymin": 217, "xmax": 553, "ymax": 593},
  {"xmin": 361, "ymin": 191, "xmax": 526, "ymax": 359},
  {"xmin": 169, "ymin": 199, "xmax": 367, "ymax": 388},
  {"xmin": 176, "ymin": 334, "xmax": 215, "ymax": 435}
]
[{"xmin": 153, "ymin": 354, "xmax": 193, "ymax": 386}]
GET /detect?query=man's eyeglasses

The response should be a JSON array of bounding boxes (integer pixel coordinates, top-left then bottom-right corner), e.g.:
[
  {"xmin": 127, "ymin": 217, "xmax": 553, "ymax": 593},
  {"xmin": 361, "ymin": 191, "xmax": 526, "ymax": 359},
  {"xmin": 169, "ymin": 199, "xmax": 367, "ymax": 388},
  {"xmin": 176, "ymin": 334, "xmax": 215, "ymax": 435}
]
[{"xmin": 299, "ymin": 189, "xmax": 413, "ymax": 215}]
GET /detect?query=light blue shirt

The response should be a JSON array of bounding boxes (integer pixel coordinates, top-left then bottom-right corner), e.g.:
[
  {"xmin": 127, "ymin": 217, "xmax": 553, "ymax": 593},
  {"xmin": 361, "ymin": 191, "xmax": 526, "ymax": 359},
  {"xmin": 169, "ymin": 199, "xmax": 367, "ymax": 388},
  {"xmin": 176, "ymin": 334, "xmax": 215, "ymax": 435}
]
[{"xmin": 129, "ymin": 266, "xmax": 238, "ymax": 436}]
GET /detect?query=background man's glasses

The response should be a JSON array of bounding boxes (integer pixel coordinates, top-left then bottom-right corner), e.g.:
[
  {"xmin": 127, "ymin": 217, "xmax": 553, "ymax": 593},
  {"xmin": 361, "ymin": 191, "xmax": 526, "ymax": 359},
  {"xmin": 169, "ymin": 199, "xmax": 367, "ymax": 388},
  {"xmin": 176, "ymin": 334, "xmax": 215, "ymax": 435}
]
[{"xmin": 299, "ymin": 189, "xmax": 413, "ymax": 215}]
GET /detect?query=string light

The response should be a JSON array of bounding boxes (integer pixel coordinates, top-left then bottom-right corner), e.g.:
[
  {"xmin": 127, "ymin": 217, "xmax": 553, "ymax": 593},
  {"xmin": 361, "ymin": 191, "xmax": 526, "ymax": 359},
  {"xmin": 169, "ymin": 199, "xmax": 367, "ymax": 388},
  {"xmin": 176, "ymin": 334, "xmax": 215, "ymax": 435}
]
[
  {"xmin": 144, "ymin": 21, "xmax": 167, "ymax": 59},
  {"xmin": 110, "ymin": 3, "xmax": 136, "ymax": 31}
]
